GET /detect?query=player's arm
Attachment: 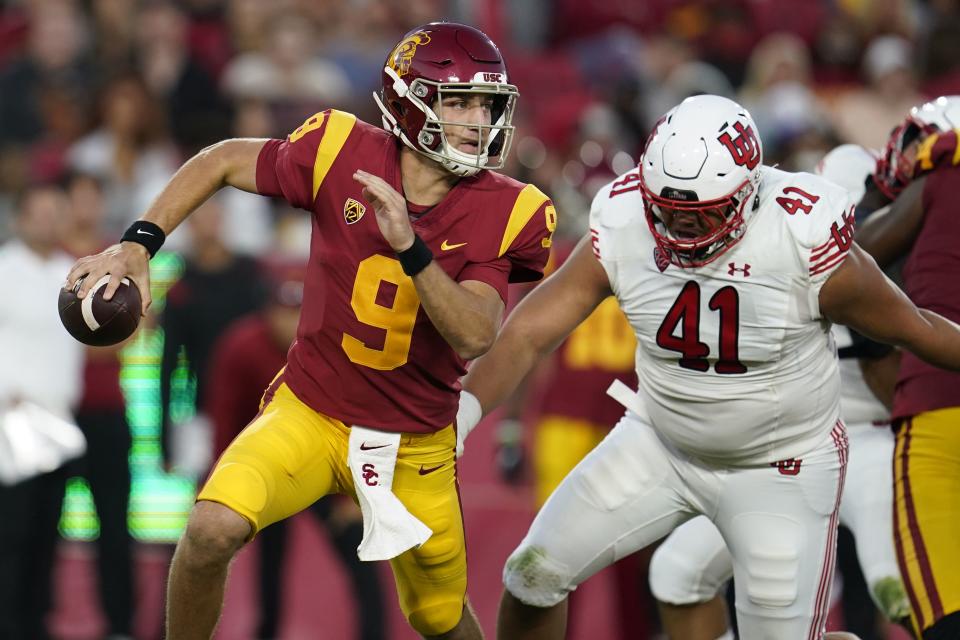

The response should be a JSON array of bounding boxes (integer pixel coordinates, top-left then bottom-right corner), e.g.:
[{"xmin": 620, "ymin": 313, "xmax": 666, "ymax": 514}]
[
  {"xmin": 354, "ymin": 170, "xmax": 508, "ymax": 359},
  {"xmin": 820, "ymin": 243, "xmax": 960, "ymax": 372},
  {"xmin": 65, "ymin": 139, "xmax": 268, "ymax": 312},
  {"xmin": 463, "ymin": 235, "xmax": 612, "ymax": 415},
  {"xmin": 858, "ymin": 350, "xmax": 901, "ymax": 410},
  {"xmin": 854, "ymin": 176, "xmax": 925, "ymax": 269},
  {"xmin": 409, "ymin": 266, "xmax": 505, "ymax": 360}
]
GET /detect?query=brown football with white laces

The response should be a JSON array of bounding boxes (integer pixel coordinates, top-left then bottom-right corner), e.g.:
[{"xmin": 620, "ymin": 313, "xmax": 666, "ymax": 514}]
[{"xmin": 58, "ymin": 275, "xmax": 141, "ymax": 346}]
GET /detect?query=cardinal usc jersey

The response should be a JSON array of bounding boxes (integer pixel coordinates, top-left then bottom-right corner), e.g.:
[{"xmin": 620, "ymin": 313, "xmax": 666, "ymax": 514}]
[
  {"xmin": 893, "ymin": 132, "xmax": 960, "ymax": 419},
  {"xmin": 590, "ymin": 166, "xmax": 856, "ymax": 465},
  {"xmin": 914, "ymin": 128, "xmax": 960, "ymax": 176},
  {"xmin": 255, "ymin": 110, "xmax": 555, "ymax": 433}
]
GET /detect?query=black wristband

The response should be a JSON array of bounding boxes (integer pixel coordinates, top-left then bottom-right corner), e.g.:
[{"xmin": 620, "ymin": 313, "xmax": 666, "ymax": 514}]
[
  {"xmin": 397, "ymin": 234, "xmax": 433, "ymax": 276},
  {"xmin": 121, "ymin": 220, "xmax": 166, "ymax": 258}
]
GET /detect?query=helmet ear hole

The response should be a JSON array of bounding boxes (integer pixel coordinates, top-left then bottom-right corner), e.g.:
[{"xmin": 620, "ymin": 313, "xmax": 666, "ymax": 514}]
[{"xmin": 391, "ymin": 101, "xmax": 406, "ymax": 117}]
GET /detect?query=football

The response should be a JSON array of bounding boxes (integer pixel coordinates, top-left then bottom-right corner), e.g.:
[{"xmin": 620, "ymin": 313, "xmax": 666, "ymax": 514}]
[{"xmin": 58, "ymin": 275, "xmax": 142, "ymax": 346}]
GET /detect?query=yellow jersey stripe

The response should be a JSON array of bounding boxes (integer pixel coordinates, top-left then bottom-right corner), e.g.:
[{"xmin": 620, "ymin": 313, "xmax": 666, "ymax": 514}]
[
  {"xmin": 499, "ymin": 184, "xmax": 549, "ymax": 257},
  {"xmin": 952, "ymin": 129, "xmax": 960, "ymax": 165},
  {"xmin": 312, "ymin": 110, "xmax": 357, "ymax": 199},
  {"xmin": 916, "ymin": 133, "xmax": 939, "ymax": 172}
]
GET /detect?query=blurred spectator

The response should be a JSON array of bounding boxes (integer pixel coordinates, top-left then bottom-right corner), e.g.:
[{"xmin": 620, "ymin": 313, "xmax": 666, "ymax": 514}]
[
  {"xmin": 182, "ymin": 0, "xmax": 234, "ymax": 80},
  {"xmin": 135, "ymin": 1, "xmax": 233, "ymax": 153},
  {"xmin": 830, "ymin": 35, "xmax": 925, "ymax": 149},
  {"xmin": 812, "ymin": 10, "xmax": 865, "ymax": 85},
  {"xmin": 917, "ymin": 5, "xmax": 960, "ymax": 95},
  {"xmin": 0, "ymin": 183, "xmax": 84, "ymax": 640},
  {"xmin": 214, "ymin": 99, "xmax": 277, "ymax": 257},
  {"xmin": 67, "ymin": 73, "xmax": 180, "ymax": 235},
  {"xmin": 737, "ymin": 32, "xmax": 832, "ymax": 165},
  {"xmin": 90, "ymin": 0, "xmax": 137, "ymax": 70},
  {"xmin": 843, "ymin": 0, "xmax": 918, "ymax": 40},
  {"xmin": 220, "ymin": 12, "xmax": 350, "ymax": 131},
  {"xmin": 60, "ymin": 171, "xmax": 136, "ymax": 640},
  {"xmin": 693, "ymin": 1, "xmax": 758, "ymax": 87},
  {"xmin": 205, "ymin": 261, "xmax": 386, "ymax": 640},
  {"xmin": 159, "ymin": 198, "xmax": 269, "ymax": 471},
  {"xmin": 0, "ymin": 0, "xmax": 93, "ymax": 148},
  {"xmin": 642, "ymin": 35, "xmax": 734, "ymax": 132},
  {"xmin": 732, "ymin": 33, "xmax": 837, "ymax": 167},
  {"xmin": 27, "ymin": 83, "xmax": 91, "ymax": 183},
  {"xmin": 316, "ymin": 0, "xmax": 401, "ymax": 102},
  {"xmin": 226, "ymin": 0, "xmax": 272, "ymax": 55},
  {"xmin": 740, "ymin": 32, "xmax": 813, "ymax": 107}
]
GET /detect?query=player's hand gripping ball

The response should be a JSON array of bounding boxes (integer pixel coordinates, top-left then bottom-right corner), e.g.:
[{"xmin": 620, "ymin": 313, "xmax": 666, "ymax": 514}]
[{"xmin": 58, "ymin": 275, "xmax": 142, "ymax": 346}]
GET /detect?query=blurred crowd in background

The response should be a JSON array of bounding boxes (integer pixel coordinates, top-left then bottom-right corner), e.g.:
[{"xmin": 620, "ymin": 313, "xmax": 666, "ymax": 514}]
[
  {"xmin": 2, "ymin": 0, "xmax": 959, "ymax": 639},
  {"xmin": 3, "ymin": 0, "xmax": 960, "ymax": 247}
]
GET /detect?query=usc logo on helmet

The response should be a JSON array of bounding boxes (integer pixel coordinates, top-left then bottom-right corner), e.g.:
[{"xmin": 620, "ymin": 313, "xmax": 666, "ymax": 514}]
[
  {"xmin": 388, "ymin": 31, "xmax": 432, "ymax": 76},
  {"xmin": 717, "ymin": 122, "xmax": 761, "ymax": 170}
]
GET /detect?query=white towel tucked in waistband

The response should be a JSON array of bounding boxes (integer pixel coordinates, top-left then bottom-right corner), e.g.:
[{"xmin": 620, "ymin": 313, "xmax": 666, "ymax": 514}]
[
  {"xmin": 606, "ymin": 378, "xmax": 648, "ymax": 419},
  {"xmin": 347, "ymin": 426, "xmax": 432, "ymax": 561}
]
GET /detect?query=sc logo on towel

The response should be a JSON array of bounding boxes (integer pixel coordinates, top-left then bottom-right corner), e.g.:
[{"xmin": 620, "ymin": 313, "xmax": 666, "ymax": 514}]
[{"xmin": 362, "ymin": 463, "xmax": 379, "ymax": 486}]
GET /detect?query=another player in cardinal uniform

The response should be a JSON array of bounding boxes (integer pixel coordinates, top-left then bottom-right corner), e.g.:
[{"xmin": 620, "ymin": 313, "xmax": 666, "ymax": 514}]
[
  {"xmin": 65, "ymin": 22, "xmax": 555, "ymax": 640},
  {"xmin": 455, "ymin": 95, "xmax": 960, "ymax": 640},
  {"xmin": 857, "ymin": 96, "xmax": 960, "ymax": 640},
  {"xmin": 647, "ymin": 144, "xmax": 911, "ymax": 640}
]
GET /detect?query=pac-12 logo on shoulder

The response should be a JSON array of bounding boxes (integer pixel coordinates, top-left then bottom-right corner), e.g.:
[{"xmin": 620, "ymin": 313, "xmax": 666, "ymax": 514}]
[
  {"xmin": 344, "ymin": 198, "xmax": 366, "ymax": 224},
  {"xmin": 653, "ymin": 246, "xmax": 671, "ymax": 272}
]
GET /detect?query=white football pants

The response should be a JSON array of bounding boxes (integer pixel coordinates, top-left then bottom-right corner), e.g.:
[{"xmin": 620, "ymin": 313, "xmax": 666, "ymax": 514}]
[
  {"xmin": 502, "ymin": 411, "xmax": 848, "ymax": 640},
  {"xmin": 650, "ymin": 422, "xmax": 907, "ymax": 623}
]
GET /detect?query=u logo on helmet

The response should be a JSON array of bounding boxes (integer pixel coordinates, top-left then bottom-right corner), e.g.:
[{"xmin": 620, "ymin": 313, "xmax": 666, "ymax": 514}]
[
  {"xmin": 388, "ymin": 31, "xmax": 432, "ymax": 77},
  {"xmin": 717, "ymin": 122, "xmax": 761, "ymax": 170}
]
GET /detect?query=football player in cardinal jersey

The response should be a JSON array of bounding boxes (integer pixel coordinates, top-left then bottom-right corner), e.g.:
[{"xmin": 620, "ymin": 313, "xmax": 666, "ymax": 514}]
[
  {"xmin": 856, "ymin": 96, "xmax": 960, "ymax": 640},
  {"xmin": 455, "ymin": 95, "xmax": 960, "ymax": 640},
  {"xmin": 65, "ymin": 22, "xmax": 555, "ymax": 640},
  {"xmin": 646, "ymin": 144, "xmax": 911, "ymax": 640}
]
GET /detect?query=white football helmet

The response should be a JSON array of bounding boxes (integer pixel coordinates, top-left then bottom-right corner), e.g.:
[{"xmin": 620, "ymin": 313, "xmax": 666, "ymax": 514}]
[
  {"xmin": 640, "ymin": 95, "xmax": 763, "ymax": 268},
  {"xmin": 875, "ymin": 95, "xmax": 960, "ymax": 197},
  {"xmin": 815, "ymin": 144, "xmax": 878, "ymax": 203}
]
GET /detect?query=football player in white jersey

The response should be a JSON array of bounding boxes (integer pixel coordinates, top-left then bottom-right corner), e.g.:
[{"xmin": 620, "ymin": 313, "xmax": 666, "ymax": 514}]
[
  {"xmin": 646, "ymin": 144, "xmax": 911, "ymax": 640},
  {"xmin": 455, "ymin": 95, "xmax": 960, "ymax": 640}
]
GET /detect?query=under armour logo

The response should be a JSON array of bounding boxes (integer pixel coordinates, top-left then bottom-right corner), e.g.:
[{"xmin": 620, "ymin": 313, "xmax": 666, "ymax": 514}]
[
  {"xmin": 362, "ymin": 463, "xmax": 379, "ymax": 486},
  {"xmin": 727, "ymin": 262, "xmax": 751, "ymax": 277},
  {"xmin": 771, "ymin": 458, "xmax": 802, "ymax": 476},
  {"xmin": 718, "ymin": 122, "xmax": 761, "ymax": 170}
]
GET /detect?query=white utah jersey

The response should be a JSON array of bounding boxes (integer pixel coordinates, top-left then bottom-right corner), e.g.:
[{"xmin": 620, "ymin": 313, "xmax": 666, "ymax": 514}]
[{"xmin": 590, "ymin": 166, "xmax": 856, "ymax": 465}]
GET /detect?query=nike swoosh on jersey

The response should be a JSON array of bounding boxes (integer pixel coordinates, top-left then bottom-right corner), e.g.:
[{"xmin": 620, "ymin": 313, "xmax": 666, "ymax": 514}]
[
  {"xmin": 418, "ymin": 464, "xmax": 444, "ymax": 475},
  {"xmin": 359, "ymin": 442, "xmax": 390, "ymax": 450},
  {"xmin": 440, "ymin": 240, "xmax": 468, "ymax": 251}
]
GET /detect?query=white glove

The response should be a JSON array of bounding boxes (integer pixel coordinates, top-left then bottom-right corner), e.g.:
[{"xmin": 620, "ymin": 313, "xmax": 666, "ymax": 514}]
[{"xmin": 455, "ymin": 390, "xmax": 482, "ymax": 458}]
